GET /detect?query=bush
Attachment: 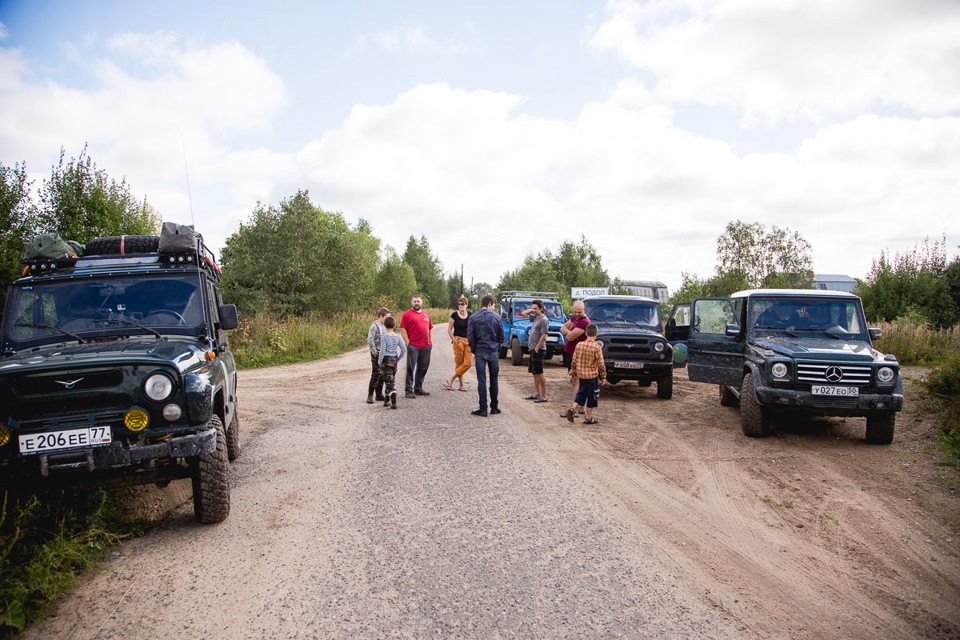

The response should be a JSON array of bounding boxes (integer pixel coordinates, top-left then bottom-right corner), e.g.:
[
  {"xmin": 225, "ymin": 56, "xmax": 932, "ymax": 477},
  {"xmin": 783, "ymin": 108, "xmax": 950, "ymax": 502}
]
[{"xmin": 925, "ymin": 354, "xmax": 960, "ymax": 466}]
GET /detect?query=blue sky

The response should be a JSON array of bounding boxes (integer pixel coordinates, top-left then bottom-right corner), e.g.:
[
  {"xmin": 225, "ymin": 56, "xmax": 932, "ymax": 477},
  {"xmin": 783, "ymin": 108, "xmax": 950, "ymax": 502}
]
[{"xmin": 2, "ymin": 0, "xmax": 958, "ymax": 294}]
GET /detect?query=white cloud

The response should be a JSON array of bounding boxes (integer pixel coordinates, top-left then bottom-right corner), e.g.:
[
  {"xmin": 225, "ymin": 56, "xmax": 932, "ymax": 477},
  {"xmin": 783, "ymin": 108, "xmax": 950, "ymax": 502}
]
[
  {"xmin": 355, "ymin": 25, "xmax": 464, "ymax": 55},
  {"xmin": 588, "ymin": 0, "xmax": 960, "ymax": 123}
]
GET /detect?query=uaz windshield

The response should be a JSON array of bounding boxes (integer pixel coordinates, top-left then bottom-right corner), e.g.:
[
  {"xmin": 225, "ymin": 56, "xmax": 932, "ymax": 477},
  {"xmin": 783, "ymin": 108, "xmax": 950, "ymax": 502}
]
[
  {"xmin": 3, "ymin": 274, "xmax": 204, "ymax": 348},
  {"xmin": 584, "ymin": 300, "xmax": 660, "ymax": 327}
]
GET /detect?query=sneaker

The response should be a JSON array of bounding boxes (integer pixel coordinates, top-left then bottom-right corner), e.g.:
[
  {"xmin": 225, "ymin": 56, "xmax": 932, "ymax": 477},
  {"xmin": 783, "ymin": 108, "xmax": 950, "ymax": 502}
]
[
  {"xmin": 565, "ymin": 408, "xmax": 575, "ymax": 423},
  {"xmin": 366, "ymin": 394, "xmax": 374, "ymax": 404},
  {"xmin": 405, "ymin": 391, "xmax": 417, "ymax": 399},
  {"xmin": 375, "ymin": 393, "xmax": 385, "ymax": 402},
  {"xmin": 414, "ymin": 390, "xmax": 430, "ymax": 396},
  {"xmin": 584, "ymin": 417, "xmax": 598, "ymax": 424},
  {"xmin": 391, "ymin": 392, "xmax": 397, "ymax": 409},
  {"xmin": 490, "ymin": 408, "xmax": 502, "ymax": 415},
  {"xmin": 383, "ymin": 397, "xmax": 390, "ymax": 407},
  {"xmin": 471, "ymin": 409, "xmax": 488, "ymax": 417}
]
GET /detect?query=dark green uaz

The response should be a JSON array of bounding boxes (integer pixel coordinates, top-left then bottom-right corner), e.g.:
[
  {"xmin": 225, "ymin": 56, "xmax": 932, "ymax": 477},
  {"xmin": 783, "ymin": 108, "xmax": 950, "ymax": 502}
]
[{"xmin": 0, "ymin": 233, "xmax": 240, "ymax": 523}]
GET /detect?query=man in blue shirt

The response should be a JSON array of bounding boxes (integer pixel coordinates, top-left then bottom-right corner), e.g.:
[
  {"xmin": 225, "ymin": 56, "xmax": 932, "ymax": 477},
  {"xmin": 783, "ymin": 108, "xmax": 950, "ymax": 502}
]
[{"xmin": 466, "ymin": 293, "xmax": 505, "ymax": 417}]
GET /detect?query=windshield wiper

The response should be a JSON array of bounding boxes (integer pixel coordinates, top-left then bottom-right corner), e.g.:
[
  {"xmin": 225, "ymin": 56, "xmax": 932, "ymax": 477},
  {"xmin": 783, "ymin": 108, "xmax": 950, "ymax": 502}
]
[
  {"xmin": 615, "ymin": 316, "xmax": 653, "ymax": 329},
  {"xmin": 15, "ymin": 323, "xmax": 87, "ymax": 344},
  {"xmin": 101, "ymin": 318, "xmax": 163, "ymax": 339}
]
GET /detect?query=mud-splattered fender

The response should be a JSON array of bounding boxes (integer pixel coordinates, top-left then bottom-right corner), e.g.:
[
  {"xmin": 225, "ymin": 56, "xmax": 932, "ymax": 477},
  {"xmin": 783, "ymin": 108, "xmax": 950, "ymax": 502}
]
[{"xmin": 184, "ymin": 371, "xmax": 214, "ymax": 424}]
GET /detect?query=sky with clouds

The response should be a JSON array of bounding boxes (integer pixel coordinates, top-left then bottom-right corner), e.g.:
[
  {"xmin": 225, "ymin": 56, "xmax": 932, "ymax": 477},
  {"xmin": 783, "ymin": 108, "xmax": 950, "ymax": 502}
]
[{"xmin": 1, "ymin": 0, "xmax": 958, "ymax": 294}]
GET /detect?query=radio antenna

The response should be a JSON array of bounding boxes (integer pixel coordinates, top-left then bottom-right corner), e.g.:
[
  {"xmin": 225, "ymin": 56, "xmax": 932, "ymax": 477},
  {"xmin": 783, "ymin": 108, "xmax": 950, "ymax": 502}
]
[{"xmin": 181, "ymin": 131, "xmax": 196, "ymax": 226}]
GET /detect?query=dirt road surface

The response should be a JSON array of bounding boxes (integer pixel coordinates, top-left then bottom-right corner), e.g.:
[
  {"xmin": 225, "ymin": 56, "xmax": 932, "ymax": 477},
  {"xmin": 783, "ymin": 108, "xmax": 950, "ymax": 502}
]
[{"xmin": 25, "ymin": 327, "xmax": 960, "ymax": 639}]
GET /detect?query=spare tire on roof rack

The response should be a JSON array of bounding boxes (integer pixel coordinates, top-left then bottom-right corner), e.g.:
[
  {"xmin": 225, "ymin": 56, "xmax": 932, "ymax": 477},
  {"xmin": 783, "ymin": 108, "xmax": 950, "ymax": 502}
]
[{"xmin": 85, "ymin": 235, "xmax": 159, "ymax": 256}]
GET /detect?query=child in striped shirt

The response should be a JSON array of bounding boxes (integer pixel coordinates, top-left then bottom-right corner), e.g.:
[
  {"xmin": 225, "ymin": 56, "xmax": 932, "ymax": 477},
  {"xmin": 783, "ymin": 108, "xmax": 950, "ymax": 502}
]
[{"xmin": 378, "ymin": 316, "xmax": 407, "ymax": 409}]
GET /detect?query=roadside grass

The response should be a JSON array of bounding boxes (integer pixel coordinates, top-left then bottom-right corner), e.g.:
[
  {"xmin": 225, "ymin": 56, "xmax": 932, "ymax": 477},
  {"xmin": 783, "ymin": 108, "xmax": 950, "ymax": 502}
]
[
  {"xmin": 874, "ymin": 320, "xmax": 960, "ymax": 467},
  {"xmin": 231, "ymin": 309, "xmax": 451, "ymax": 369},
  {"xmin": 0, "ymin": 308, "xmax": 453, "ymax": 637},
  {"xmin": 0, "ymin": 489, "xmax": 137, "ymax": 637}
]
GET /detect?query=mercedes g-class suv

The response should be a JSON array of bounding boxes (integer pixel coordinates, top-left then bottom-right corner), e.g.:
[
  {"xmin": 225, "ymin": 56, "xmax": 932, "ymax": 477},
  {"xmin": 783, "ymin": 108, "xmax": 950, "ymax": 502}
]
[
  {"xmin": 669, "ymin": 289, "xmax": 902, "ymax": 443},
  {"xmin": 0, "ymin": 227, "xmax": 240, "ymax": 523},
  {"xmin": 582, "ymin": 295, "xmax": 674, "ymax": 399},
  {"xmin": 497, "ymin": 291, "xmax": 566, "ymax": 365}
]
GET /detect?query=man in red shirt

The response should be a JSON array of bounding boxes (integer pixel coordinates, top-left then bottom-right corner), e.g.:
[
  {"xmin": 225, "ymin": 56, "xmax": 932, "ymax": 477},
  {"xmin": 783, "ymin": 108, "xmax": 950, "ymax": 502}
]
[{"xmin": 399, "ymin": 295, "xmax": 434, "ymax": 399}]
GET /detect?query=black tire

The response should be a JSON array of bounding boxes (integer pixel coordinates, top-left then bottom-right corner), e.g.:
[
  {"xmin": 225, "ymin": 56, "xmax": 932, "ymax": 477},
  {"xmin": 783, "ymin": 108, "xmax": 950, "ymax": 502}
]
[
  {"xmin": 192, "ymin": 415, "xmax": 230, "ymax": 524},
  {"xmin": 719, "ymin": 385, "xmax": 739, "ymax": 407},
  {"xmin": 85, "ymin": 235, "xmax": 159, "ymax": 255},
  {"xmin": 740, "ymin": 372, "xmax": 771, "ymax": 438},
  {"xmin": 865, "ymin": 413, "xmax": 896, "ymax": 445},
  {"xmin": 498, "ymin": 346, "xmax": 508, "ymax": 359},
  {"xmin": 511, "ymin": 337, "xmax": 524, "ymax": 366},
  {"xmin": 656, "ymin": 374, "xmax": 673, "ymax": 399},
  {"xmin": 226, "ymin": 407, "xmax": 241, "ymax": 461}
]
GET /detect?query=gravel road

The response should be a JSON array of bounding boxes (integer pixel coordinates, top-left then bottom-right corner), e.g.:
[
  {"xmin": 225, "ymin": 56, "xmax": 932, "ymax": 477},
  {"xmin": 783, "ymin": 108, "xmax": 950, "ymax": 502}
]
[{"xmin": 24, "ymin": 325, "xmax": 960, "ymax": 639}]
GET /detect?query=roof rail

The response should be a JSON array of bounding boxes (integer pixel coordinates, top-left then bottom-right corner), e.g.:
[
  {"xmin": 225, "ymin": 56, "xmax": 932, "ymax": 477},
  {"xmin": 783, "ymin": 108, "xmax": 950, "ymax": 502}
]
[{"xmin": 499, "ymin": 290, "xmax": 560, "ymax": 299}]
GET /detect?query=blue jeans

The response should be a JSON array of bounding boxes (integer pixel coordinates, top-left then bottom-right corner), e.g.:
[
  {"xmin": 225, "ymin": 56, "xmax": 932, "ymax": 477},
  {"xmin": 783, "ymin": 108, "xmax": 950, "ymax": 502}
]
[{"xmin": 474, "ymin": 349, "xmax": 499, "ymax": 411}]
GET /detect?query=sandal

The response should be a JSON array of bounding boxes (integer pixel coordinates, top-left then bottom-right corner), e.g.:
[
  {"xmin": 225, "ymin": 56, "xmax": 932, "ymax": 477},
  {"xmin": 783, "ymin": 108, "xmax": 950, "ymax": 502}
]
[
  {"xmin": 584, "ymin": 417, "xmax": 599, "ymax": 424},
  {"xmin": 525, "ymin": 395, "xmax": 537, "ymax": 400},
  {"xmin": 458, "ymin": 387, "xmax": 467, "ymax": 392},
  {"xmin": 534, "ymin": 397, "xmax": 548, "ymax": 403},
  {"xmin": 442, "ymin": 381, "xmax": 454, "ymax": 391}
]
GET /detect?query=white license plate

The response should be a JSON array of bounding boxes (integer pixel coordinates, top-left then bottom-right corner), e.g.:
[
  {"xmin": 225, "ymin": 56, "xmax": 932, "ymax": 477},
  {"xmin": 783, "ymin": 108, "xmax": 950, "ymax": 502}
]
[
  {"xmin": 615, "ymin": 361, "xmax": 644, "ymax": 369},
  {"xmin": 19, "ymin": 426, "xmax": 112, "ymax": 455},
  {"xmin": 811, "ymin": 385, "xmax": 860, "ymax": 397},
  {"xmin": 547, "ymin": 336, "xmax": 559, "ymax": 342}
]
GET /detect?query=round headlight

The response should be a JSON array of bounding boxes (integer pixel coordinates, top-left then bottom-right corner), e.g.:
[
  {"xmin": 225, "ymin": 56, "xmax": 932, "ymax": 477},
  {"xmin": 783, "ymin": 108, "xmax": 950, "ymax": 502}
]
[
  {"xmin": 162, "ymin": 403, "xmax": 183, "ymax": 421},
  {"xmin": 595, "ymin": 339, "xmax": 604, "ymax": 349},
  {"xmin": 144, "ymin": 373, "xmax": 174, "ymax": 402},
  {"xmin": 877, "ymin": 367, "xmax": 895, "ymax": 383},
  {"xmin": 654, "ymin": 342, "xmax": 665, "ymax": 353},
  {"xmin": 771, "ymin": 362, "xmax": 788, "ymax": 378}
]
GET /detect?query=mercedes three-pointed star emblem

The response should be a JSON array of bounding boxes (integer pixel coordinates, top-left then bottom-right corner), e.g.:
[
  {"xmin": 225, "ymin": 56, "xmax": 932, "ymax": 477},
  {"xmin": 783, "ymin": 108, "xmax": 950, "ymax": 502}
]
[{"xmin": 824, "ymin": 366, "xmax": 843, "ymax": 382}]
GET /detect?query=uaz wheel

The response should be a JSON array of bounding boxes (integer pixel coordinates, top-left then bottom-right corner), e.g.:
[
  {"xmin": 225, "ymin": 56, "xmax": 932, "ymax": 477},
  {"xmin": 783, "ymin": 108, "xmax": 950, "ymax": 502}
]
[
  {"xmin": 511, "ymin": 337, "xmax": 524, "ymax": 366},
  {"xmin": 656, "ymin": 374, "xmax": 673, "ymax": 399},
  {"xmin": 192, "ymin": 415, "xmax": 231, "ymax": 524}
]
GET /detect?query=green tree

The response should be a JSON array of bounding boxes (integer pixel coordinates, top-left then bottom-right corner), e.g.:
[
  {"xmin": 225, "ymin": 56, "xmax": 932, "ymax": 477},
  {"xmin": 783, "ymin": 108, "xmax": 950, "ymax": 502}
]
[
  {"xmin": 375, "ymin": 247, "xmax": 418, "ymax": 312},
  {"xmin": 37, "ymin": 146, "xmax": 160, "ymax": 242},
  {"xmin": 0, "ymin": 162, "xmax": 40, "ymax": 313},
  {"xmin": 402, "ymin": 235, "xmax": 446, "ymax": 306},
  {"xmin": 220, "ymin": 191, "xmax": 380, "ymax": 316},
  {"xmin": 857, "ymin": 236, "xmax": 958, "ymax": 328},
  {"xmin": 496, "ymin": 235, "xmax": 610, "ymax": 306},
  {"xmin": 715, "ymin": 220, "xmax": 813, "ymax": 289}
]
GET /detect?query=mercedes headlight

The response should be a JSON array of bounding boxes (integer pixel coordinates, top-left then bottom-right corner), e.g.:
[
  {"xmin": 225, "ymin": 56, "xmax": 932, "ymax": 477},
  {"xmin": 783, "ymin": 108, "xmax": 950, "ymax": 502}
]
[
  {"xmin": 771, "ymin": 362, "xmax": 789, "ymax": 379},
  {"xmin": 877, "ymin": 367, "xmax": 895, "ymax": 384}
]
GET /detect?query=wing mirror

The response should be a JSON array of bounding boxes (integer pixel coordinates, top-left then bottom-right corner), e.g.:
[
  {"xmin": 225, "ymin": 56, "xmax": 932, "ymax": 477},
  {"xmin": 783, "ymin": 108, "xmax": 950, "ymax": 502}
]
[{"xmin": 219, "ymin": 304, "xmax": 239, "ymax": 330}]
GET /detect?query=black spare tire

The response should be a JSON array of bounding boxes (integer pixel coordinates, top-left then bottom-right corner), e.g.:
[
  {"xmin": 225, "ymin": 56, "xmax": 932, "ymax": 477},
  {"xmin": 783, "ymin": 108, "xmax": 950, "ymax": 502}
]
[{"xmin": 85, "ymin": 235, "xmax": 159, "ymax": 255}]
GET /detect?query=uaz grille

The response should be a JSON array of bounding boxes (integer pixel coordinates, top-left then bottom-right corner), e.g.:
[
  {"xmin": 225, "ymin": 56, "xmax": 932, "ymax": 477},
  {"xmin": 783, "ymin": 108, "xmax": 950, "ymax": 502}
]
[
  {"xmin": 797, "ymin": 362, "xmax": 871, "ymax": 385},
  {"xmin": 14, "ymin": 370, "xmax": 124, "ymax": 396},
  {"xmin": 606, "ymin": 336, "xmax": 656, "ymax": 356}
]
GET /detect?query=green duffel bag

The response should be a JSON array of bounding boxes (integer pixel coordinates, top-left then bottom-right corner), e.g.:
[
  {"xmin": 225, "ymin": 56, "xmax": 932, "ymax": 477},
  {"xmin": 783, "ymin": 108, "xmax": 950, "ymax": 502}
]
[{"xmin": 23, "ymin": 233, "xmax": 84, "ymax": 260}]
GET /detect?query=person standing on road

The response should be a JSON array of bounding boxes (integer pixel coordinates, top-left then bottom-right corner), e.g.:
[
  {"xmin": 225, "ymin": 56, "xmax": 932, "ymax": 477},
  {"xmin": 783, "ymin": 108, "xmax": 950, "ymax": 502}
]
[
  {"xmin": 561, "ymin": 300, "xmax": 591, "ymax": 409},
  {"xmin": 366, "ymin": 307, "xmax": 390, "ymax": 404},
  {"xmin": 378, "ymin": 315, "xmax": 407, "ymax": 409},
  {"xmin": 520, "ymin": 300, "xmax": 549, "ymax": 403},
  {"xmin": 565, "ymin": 323, "xmax": 606, "ymax": 425},
  {"xmin": 443, "ymin": 296, "xmax": 473, "ymax": 392},
  {"xmin": 400, "ymin": 295, "xmax": 434, "ymax": 399},
  {"xmin": 467, "ymin": 293, "xmax": 505, "ymax": 417}
]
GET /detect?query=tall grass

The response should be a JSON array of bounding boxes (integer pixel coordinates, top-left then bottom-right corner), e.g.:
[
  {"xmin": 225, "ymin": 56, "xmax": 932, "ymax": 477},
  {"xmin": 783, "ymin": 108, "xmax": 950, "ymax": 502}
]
[
  {"xmin": 873, "ymin": 320, "xmax": 960, "ymax": 366},
  {"xmin": 231, "ymin": 309, "xmax": 452, "ymax": 369}
]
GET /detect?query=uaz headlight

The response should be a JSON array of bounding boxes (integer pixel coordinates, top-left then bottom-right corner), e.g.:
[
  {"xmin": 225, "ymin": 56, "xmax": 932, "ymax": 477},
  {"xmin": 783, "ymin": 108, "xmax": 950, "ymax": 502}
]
[
  {"xmin": 144, "ymin": 373, "xmax": 175, "ymax": 402},
  {"xmin": 654, "ymin": 341, "xmax": 664, "ymax": 352}
]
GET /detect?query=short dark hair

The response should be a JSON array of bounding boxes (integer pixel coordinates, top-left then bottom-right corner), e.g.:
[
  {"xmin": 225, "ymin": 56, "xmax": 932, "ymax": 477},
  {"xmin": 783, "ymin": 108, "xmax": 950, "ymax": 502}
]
[
  {"xmin": 377, "ymin": 307, "xmax": 390, "ymax": 318},
  {"xmin": 481, "ymin": 293, "xmax": 496, "ymax": 307},
  {"xmin": 532, "ymin": 299, "xmax": 543, "ymax": 309},
  {"xmin": 384, "ymin": 316, "xmax": 396, "ymax": 329},
  {"xmin": 585, "ymin": 323, "xmax": 599, "ymax": 337}
]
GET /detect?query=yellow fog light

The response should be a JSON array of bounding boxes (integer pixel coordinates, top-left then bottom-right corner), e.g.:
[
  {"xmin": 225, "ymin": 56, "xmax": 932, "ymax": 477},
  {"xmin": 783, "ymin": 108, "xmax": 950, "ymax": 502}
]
[
  {"xmin": 125, "ymin": 408, "xmax": 150, "ymax": 432},
  {"xmin": 0, "ymin": 425, "xmax": 10, "ymax": 447}
]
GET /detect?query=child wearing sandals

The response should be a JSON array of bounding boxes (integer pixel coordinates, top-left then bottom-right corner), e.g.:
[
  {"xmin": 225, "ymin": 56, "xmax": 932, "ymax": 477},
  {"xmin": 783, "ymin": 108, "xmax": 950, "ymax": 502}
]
[
  {"xmin": 565, "ymin": 323, "xmax": 606, "ymax": 425},
  {"xmin": 378, "ymin": 316, "xmax": 407, "ymax": 409}
]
